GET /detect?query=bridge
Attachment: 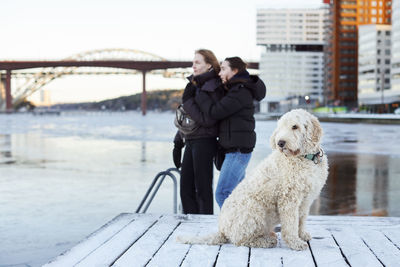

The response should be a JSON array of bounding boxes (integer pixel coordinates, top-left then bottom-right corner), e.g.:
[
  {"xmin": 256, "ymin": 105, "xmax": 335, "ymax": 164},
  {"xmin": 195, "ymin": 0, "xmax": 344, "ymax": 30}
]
[{"xmin": 0, "ymin": 48, "xmax": 259, "ymax": 114}]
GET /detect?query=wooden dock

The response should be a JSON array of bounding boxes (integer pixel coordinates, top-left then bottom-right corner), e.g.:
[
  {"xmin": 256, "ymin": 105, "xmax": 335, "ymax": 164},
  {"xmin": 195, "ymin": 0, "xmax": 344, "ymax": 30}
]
[{"xmin": 44, "ymin": 213, "xmax": 400, "ymax": 267}]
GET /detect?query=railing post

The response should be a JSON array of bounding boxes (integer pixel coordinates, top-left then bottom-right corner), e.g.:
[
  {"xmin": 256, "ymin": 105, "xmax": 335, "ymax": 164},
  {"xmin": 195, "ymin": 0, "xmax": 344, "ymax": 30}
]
[
  {"xmin": 141, "ymin": 70, "xmax": 147, "ymax": 116},
  {"xmin": 5, "ymin": 70, "xmax": 12, "ymax": 112},
  {"xmin": 136, "ymin": 168, "xmax": 180, "ymax": 214}
]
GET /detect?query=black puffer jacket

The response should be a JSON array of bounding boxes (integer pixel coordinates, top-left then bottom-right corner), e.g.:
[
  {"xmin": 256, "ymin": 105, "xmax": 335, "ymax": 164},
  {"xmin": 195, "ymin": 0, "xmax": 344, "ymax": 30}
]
[
  {"xmin": 180, "ymin": 70, "xmax": 224, "ymax": 140},
  {"xmin": 195, "ymin": 70, "xmax": 266, "ymax": 152}
]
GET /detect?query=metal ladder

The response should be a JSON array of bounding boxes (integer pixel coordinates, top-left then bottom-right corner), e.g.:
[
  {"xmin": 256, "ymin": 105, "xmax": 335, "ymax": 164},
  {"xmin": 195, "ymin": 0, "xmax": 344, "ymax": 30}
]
[{"xmin": 135, "ymin": 167, "xmax": 180, "ymax": 214}]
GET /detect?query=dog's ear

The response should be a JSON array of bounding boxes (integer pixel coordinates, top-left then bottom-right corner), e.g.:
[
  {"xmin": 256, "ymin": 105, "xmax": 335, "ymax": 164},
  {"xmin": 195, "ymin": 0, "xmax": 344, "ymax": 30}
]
[
  {"xmin": 311, "ymin": 116, "xmax": 322, "ymax": 144},
  {"xmin": 269, "ymin": 129, "xmax": 277, "ymax": 150}
]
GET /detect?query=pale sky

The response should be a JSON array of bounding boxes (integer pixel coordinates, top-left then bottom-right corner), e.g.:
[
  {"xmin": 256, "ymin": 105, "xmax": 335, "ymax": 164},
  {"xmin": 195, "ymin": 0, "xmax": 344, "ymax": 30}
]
[{"xmin": 0, "ymin": 0, "xmax": 324, "ymax": 103}]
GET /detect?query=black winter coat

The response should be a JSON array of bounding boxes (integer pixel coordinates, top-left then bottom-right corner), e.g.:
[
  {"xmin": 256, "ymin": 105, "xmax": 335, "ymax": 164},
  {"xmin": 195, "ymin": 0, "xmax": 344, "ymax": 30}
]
[
  {"xmin": 195, "ymin": 71, "xmax": 266, "ymax": 152},
  {"xmin": 179, "ymin": 70, "xmax": 224, "ymax": 141}
]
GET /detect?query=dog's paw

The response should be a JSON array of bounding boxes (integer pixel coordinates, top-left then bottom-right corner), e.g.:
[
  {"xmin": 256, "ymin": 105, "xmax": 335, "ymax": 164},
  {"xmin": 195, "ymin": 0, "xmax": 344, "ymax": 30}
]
[
  {"xmin": 299, "ymin": 231, "xmax": 312, "ymax": 241},
  {"xmin": 288, "ymin": 240, "xmax": 308, "ymax": 251},
  {"xmin": 265, "ymin": 236, "xmax": 278, "ymax": 248}
]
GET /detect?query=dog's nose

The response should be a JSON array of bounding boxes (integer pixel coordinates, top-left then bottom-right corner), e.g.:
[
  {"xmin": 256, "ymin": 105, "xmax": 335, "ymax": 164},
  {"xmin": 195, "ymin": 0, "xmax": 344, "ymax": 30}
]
[{"xmin": 278, "ymin": 140, "xmax": 286, "ymax": 148}]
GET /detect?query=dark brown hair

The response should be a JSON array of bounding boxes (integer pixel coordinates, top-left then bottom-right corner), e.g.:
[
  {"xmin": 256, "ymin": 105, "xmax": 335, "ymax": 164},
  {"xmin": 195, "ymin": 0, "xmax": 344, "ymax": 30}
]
[
  {"xmin": 195, "ymin": 49, "xmax": 221, "ymax": 73},
  {"xmin": 224, "ymin": 57, "xmax": 247, "ymax": 73}
]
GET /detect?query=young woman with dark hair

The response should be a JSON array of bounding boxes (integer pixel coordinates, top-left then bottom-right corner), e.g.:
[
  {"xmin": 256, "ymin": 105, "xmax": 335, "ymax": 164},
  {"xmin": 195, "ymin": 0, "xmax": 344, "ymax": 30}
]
[
  {"xmin": 172, "ymin": 49, "xmax": 224, "ymax": 214},
  {"xmin": 193, "ymin": 56, "xmax": 267, "ymax": 208}
]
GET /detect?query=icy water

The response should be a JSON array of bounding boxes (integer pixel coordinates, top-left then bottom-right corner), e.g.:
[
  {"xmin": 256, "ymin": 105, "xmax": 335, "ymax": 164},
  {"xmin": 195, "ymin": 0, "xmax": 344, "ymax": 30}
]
[{"xmin": 1, "ymin": 111, "xmax": 400, "ymax": 266}]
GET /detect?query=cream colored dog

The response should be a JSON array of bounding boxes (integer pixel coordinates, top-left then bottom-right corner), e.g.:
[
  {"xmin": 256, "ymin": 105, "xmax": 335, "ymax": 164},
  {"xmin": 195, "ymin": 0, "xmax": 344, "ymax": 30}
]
[{"xmin": 177, "ymin": 109, "xmax": 328, "ymax": 250}]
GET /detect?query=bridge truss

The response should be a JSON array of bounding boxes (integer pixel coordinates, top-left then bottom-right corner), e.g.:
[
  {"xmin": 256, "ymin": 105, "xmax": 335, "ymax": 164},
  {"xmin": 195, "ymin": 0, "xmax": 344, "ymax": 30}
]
[{"xmin": 0, "ymin": 48, "xmax": 191, "ymax": 109}]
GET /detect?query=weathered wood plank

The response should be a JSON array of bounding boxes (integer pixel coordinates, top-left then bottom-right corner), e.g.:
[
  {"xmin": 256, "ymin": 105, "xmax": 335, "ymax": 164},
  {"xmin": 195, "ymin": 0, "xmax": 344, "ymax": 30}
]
[
  {"xmin": 276, "ymin": 232, "xmax": 315, "ymax": 267},
  {"xmin": 112, "ymin": 215, "xmax": 180, "ymax": 266},
  {"xmin": 249, "ymin": 248, "xmax": 283, "ymax": 267},
  {"xmin": 215, "ymin": 244, "xmax": 249, "ymax": 267},
  {"xmin": 181, "ymin": 223, "xmax": 220, "ymax": 267},
  {"xmin": 146, "ymin": 222, "xmax": 198, "ymax": 267},
  {"xmin": 43, "ymin": 213, "xmax": 140, "ymax": 267},
  {"xmin": 381, "ymin": 227, "xmax": 400, "ymax": 249},
  {"xmin": 308, "ymin": 226, "xmax": 348, "ymax": 267},
  {"xmin": 330, "ymin": 227, "xmax": 383, "ymax": 267},
  {"xmin": 356, "ymin": 229, "xmax": 400, "ymax": 267},
  {"xmin": 250, "ymin": 244, "xmax": 315, "ymax": 267},
  {"xmin": 74, "ymin": 214, "xmax": 161, "ymax": 266}
]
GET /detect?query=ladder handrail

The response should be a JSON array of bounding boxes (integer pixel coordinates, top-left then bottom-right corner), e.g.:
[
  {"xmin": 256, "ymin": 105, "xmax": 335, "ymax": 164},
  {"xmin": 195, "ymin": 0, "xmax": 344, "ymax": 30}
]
[{"xmin": 136, "ymin": 167, "xmax": 180, "ymax": 214}]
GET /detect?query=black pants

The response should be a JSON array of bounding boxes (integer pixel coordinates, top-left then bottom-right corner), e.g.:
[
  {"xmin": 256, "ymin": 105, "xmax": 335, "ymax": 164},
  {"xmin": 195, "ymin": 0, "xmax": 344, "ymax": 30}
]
[{"xmin": 180, "ymin": 138, "xmax": 216, "ymax": 214}]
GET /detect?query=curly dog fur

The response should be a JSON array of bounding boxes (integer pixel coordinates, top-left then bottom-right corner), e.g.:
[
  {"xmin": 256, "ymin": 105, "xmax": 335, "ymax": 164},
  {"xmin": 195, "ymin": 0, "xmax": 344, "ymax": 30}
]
[{"xmin": 177, "ymin": 109, "xmax": 328, "ymax": 250}]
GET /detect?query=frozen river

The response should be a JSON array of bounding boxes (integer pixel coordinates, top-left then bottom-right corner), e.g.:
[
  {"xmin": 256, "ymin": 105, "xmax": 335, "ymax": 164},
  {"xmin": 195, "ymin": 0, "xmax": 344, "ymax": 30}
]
[{"xmin": 1, "ymin": 111, "xmax": 400, "ymax": 266}]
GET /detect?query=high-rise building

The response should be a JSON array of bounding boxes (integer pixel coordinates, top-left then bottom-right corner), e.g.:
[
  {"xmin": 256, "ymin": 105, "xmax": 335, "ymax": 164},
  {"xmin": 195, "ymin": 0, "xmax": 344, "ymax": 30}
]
[
  {"xmin": 391, "ymin": 0, "xmax": 400, "ymax": 94},
  {"xmin": 256, "ymin": 9, "xmax": 326, "ymax": 113},
  {"xmin": 324, "ymin": 0, "xmax": 392, "ymax": 107},
  {"xmin": 358, "ymin": 24, "xmax": 392, "ymax": 106}
]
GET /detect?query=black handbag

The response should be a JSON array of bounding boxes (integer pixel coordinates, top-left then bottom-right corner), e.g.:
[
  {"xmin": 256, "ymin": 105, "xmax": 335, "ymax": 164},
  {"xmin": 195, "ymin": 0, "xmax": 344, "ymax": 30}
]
[{"xmin": 174, "ymin": 104, "xmax": 199, "ymax": 135}]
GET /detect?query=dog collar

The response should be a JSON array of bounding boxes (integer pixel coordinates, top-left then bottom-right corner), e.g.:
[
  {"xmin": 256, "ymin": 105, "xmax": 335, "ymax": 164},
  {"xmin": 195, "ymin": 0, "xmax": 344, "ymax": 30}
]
[{"xmin": 304, "ymin": 149, "xmax": 324, "ymax": 164}]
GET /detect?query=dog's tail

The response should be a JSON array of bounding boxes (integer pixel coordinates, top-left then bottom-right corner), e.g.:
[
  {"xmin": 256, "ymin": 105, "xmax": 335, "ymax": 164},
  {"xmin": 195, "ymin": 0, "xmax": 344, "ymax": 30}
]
[{"xmin": 176, "ymin": 231, "xmax": 228, "ymax": 245}]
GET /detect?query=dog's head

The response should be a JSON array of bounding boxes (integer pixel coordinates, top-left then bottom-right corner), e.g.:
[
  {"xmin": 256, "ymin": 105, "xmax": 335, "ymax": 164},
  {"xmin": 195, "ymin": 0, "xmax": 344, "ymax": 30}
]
[{"xmin": 269, "ymin": 109, "xmax": 322, "ymax": 156}]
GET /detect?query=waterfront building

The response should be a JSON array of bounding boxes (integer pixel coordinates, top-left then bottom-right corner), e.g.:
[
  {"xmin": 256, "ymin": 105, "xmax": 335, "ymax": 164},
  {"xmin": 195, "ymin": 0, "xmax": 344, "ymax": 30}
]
[
  {"xmin": 358, "ymin": 24, "xmax": 392, "ymax": 107},
  {"xmin": 256, "ymin": 8, "xmax": 326, "ymax": 113},
  {"xmin": 391, "ymin": 0, "xmax": 400, "ymax": 100},
  {"xmin": 324, "ymin": 0, "xmax": 392, "ymax": 107}
]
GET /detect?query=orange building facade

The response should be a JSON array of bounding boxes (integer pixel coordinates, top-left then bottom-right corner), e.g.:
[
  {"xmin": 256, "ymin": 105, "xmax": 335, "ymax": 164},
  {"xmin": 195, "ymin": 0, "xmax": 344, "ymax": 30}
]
[{"xmin": 325, "ymin": 0, "xmax": 392, "ymax": 106}]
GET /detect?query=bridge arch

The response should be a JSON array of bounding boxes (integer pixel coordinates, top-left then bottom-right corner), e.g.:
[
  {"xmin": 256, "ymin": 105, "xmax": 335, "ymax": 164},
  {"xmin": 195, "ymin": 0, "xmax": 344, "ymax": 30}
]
[{"xmin": 11, "ymin": 48, "xmax": 172, "ymax": 110}]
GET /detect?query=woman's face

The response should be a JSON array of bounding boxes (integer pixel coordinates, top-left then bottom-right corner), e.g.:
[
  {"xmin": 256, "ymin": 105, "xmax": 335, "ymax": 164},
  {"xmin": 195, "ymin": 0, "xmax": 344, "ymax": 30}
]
[
  {"xmin": 219, "ymin": 60, "xmax": 238, "ymax": 84},
  {"xmin": 192, "ymin": 53, "xmax": 211, "ymax": 76}
]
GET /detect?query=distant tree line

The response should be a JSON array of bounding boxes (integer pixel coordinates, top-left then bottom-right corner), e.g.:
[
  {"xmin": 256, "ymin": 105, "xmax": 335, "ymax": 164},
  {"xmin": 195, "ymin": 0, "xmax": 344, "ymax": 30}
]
[{"xmin": 49, "ymin": 89, "xmax": 183, "ymax": 111}]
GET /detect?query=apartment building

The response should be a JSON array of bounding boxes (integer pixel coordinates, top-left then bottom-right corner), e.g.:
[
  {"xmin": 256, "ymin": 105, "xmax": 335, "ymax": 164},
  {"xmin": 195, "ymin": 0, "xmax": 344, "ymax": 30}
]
[
  {"xmin": 324, "ymin": 0, "xmax": 392, "ymax": 107},
  {"xmin": 391, "ymin": 0, "xmax": 400, "ymax": 94},
  {"xmin": 256, "ymin": 9, "xmax": 326, "ymax": 113},
  {"xmin": 358, "ymin": 24, "xmax": 392, "ymax": 105}
]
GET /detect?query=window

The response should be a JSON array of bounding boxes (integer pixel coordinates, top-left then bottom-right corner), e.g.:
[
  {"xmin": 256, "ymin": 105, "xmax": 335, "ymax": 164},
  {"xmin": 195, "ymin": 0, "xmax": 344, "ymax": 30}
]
[
  {"xmin": 342, "ymin": 25, "xmax": 356, "ymax": 30},
  {"xmin": 341, "ymin": 32, "xmax": 356, "ymax": 38},
  {"xmin": 341, "ymin": 8, "xmax": 357, "ymax": 13},
  {"xmin": 341, "ymin": 17, "xmax": 356, "ymax": 22}
]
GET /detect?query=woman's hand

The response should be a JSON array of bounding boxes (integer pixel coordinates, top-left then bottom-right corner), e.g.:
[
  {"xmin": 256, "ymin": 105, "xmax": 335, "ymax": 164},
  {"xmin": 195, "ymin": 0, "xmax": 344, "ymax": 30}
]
[{"xmin": 172, "ymin": 138, "xmax": 184, "ymax": 168}]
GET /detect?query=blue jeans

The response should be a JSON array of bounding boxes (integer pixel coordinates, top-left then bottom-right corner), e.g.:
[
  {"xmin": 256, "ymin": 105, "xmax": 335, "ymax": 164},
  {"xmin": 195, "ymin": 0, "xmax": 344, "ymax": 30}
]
[{"xmin": 215, "ymin": 152, "xmax": 252, "ymax": 208}]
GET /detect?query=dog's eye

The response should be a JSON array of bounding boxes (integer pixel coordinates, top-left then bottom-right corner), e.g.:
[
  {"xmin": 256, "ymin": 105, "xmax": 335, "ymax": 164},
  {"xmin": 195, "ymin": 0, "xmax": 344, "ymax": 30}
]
[{"xmin": 292, "ymin": 125, "xmax": 298, "ymax": 130}]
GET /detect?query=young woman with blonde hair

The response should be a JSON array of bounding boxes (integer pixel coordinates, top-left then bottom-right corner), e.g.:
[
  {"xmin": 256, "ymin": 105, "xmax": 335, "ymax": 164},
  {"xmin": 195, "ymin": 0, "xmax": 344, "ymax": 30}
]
[{"xmin": 172, "ymin": 49, "xmax": 224, "ymax": 214}]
